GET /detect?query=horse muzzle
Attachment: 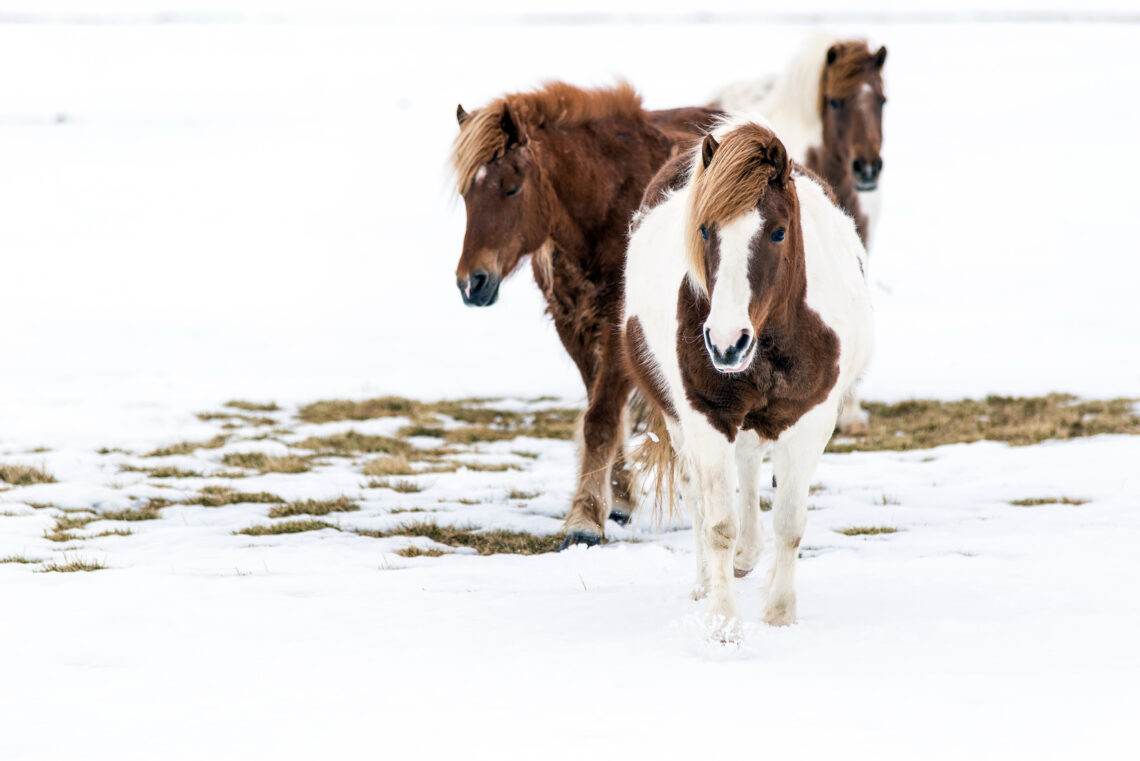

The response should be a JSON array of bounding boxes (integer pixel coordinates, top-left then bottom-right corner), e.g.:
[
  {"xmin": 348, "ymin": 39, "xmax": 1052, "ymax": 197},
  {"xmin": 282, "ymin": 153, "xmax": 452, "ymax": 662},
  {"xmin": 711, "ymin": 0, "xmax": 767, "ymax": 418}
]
[
  {"xmin": 457, "ymin": 269, "xmax": 501, "ymax": 307},
  {"xmin": 704, "ymin": 327, "xmax": 755, "ymax": 374},
  {"xmin": 851, "ymin": 156, "xmax": 883, "ymax": 192}
]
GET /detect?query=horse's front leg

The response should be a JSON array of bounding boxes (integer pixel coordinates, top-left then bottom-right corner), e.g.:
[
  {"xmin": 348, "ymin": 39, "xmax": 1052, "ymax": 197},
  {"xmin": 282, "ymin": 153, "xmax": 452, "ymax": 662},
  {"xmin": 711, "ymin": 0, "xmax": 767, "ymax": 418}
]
[
  {"xmin": 685, "ymin": 423, "xmax": 740, "ymax": 638},
  {"xmin": 733, "ymin": 430, "xmax": 771, "ymax": 577},
  {"xmin": 560, "ymin": 353, "xmax": 632, "ymax": 549},
  {"xmin": 766, "ymin": 404, "xmax": 836, "ymax": 626}
]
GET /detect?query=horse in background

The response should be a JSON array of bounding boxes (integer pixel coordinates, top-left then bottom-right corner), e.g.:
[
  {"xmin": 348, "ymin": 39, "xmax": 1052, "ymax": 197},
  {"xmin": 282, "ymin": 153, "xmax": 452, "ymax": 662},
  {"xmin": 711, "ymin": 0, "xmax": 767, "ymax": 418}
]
[
  {"xmin": 451, "ymin": 82, "xmax": 719, "ymax": 548},
  {"xmin": 621, "ymin": 119, "xmax": 872, "ymax": 638},
  {"xmin": 712, "ymin": 36, "xmax": 886, "ymax": 433}
]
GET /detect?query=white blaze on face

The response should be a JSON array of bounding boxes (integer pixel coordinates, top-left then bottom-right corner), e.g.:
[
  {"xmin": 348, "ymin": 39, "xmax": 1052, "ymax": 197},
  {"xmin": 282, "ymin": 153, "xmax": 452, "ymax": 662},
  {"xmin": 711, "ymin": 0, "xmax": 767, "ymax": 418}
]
[
  {"xmin": 474, "ymin": 166, "xmax": 487, "ymax": 184},
  {"xmin": 704, "ymin": 210, "xmax": 760, "ymax": 356}
]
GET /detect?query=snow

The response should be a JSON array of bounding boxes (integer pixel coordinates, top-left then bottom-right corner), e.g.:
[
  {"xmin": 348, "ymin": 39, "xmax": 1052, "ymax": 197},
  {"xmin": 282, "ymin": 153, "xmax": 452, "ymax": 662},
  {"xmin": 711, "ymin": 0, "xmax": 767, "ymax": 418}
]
[{"xmin": 0, "ymin": 9, "xmax": 1138, "ymax": 760}]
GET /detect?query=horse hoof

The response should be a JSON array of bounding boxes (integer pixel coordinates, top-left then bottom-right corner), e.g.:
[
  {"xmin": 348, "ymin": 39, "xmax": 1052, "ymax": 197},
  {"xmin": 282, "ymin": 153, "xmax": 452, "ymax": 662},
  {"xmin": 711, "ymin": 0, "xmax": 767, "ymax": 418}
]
[
  {"xmin": 608, "ymin": 509, "xmax": 631, "ymax": 526},
  {"xmin": 558, "ymin": 530, "xmax": 602, "ymax": 551},
  {"xmin": 733, "ymin": 567, "xmax": 751, "ymax": 578}
]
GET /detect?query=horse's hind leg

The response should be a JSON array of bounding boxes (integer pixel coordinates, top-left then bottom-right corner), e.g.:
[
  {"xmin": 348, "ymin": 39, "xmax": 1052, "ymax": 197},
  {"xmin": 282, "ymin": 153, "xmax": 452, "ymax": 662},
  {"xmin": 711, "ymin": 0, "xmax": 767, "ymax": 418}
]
[
  {"xmin": 765, "ymin": 404, "xmax": 836, "ymax": 626},
  {"xmin": 837, "ymin": 389, "xmax": 869, "ymax": 435},
  {"xmin": 733, "ymin": 431, "xmax": 771, "ymax": 577},
  {"xmin": 559, "ymin": 358, "xmax": 632, "ymax": 549},
  {"xmin": 608, "ymin": 410, "xmax": 635, "ymax": 526}
]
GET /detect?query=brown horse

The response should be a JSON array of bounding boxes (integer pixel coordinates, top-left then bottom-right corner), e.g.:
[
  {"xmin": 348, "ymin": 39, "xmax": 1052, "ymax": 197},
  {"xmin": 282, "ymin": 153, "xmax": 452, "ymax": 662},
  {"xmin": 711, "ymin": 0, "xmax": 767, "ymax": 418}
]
[{"xmin": 451, "ymin": 82, "xmax": 718, "ymax": 548}]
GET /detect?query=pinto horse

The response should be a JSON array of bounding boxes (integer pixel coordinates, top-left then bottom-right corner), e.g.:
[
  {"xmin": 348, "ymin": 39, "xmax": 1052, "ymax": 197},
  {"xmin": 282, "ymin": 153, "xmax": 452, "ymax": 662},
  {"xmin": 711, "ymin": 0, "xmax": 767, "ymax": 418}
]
[
  {"xmin": 622, "ymin": 120, "xmax": 872, "ymax": 638},
  {"xmin": 713, "ymin": 36, "xmax": 886, "ymax": 434},
  {"xmin": 451, "ymin": 82, "xmax": 719, "ymax": 548}
]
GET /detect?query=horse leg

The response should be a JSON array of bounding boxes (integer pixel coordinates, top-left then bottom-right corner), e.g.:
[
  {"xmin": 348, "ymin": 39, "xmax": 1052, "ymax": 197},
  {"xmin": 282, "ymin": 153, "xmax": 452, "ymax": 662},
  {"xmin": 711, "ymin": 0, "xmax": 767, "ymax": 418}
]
[
  {"xmin": 765, "ymin": 404, "xmax": 836, "ymax": 626},
  {"xmin": 733, "ymin": 430, "xmax": 771, "ymax": 577},
  {"xmin": 837, "ymin": 389, "xmax": 870, "ymax": 435},
  {"xmin": 685, "ymin": 422, "xmax": 740, "ymax": 638},
  {"xmin": 675, "ymin": 454, "xmax": 709, "ymax": 600},
  {"xmin": 559, "ymin": 356, "xmax": 632, "ymax": 549},
  {"xmin": 607, "ymin": 410, "xmax": 635, "ymax": 526}
]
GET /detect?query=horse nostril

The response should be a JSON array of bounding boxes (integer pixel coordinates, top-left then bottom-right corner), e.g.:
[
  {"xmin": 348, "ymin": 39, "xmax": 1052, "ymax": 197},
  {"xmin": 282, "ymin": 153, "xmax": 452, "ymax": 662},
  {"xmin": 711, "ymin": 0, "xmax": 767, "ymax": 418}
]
[
  {"xmin": 734, "ymin": 331, "xmax": 752, "ymax": 353},
  {"xmin": 471, "ymin": 270, "xmax": 488, "ymax": 293},
  {"xmin": 872, "ymin": 157, "xmax": 883, "ymax": 175},
  {"xmin": 852, "ymin": 158, "xmax": 864, "ymax": 174}
]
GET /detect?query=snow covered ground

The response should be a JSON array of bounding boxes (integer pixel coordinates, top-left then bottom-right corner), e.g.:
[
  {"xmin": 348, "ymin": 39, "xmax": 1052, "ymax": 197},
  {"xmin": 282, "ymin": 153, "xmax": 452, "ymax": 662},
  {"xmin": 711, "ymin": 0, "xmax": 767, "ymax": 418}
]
[{"xmin": 1, "ymin": 7, "xmax": 1138, "ymax": 760}]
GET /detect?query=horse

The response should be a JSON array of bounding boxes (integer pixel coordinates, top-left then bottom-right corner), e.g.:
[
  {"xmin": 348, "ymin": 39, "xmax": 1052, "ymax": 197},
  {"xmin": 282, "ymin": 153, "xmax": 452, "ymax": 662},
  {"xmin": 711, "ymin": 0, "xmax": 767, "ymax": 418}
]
[
  {"xmin": 712, "ymin": 36, "xmax": 886, "ymax": 434},
  {"xmin": 450, "ymin": 82, "xmax": 719, "ymax": 548},
  {"xmin": 621, "ymin": 119, "xmax": 872, "ymax": 638}
]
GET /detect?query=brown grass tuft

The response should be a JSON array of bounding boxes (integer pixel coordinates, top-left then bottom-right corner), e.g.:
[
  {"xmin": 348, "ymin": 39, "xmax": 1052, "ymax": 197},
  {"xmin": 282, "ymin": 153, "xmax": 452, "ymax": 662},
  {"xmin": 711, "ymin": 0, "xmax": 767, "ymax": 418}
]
[
  {"xmin": 267, "ymin": 496, "xmax": 359, "ymax": 518},
  {"xmin": 220, "ymin": 452, "xmax": 311, "ymax": 474},
  {"xmin": 1, "ymin": 554, "xmax": 43, "ymax": 564},
  {"xmin": 1009, "ymin": 496, "xmax": 1088, "ymax": 507},
  {"xmin": 366, "ymin": 478, "xmax": 423, "ymax": 493},
  {"xmin": 395, "ymin": 545, "xmax": 450, "ymax": 558},
  {"xmin": 836, "ymin": 526, "xmax": 899, "ymax": 536},
  {"xmin": 358, "ymin": 521, "xmax": 563, "ymax": 555},
  {"xmin": 225, "ymin": 400, "xmax": 281, "ymax": 412},
  {"xmin": 828, "ymin": 395, "xmax": 1140, "ymax": 453},
  {"xmin": 361, "ymin": 455, "xmax": 418, "ymax": 477},
  {"xmin": 0, "ymin": 463, "xmax": 56, "ymax": 486},
  {"xmin": 38, "ymin": 556, "xmax": 107, "ymax": 572},
  {"xmin": 295, "ymin": 430, "xmax": 415, "ymax": 457},
  {"xmin": 145, "ymin": 436, "xmax": 228, "ymax": 458},
  {"xmin": 184, "ymin": 489, "xmax": 284, "ymax": 508},
  {"xmin": 236, "ymin": 519, "xmax": 339, "ymax": 536}
]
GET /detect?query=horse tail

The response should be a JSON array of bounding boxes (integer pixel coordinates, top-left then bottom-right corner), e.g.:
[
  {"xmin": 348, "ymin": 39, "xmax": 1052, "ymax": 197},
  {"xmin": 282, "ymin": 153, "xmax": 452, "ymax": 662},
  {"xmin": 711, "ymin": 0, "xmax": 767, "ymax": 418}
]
[{"xmin": 628, "ymin": 396, "xmax": 680, "ymax": 526}]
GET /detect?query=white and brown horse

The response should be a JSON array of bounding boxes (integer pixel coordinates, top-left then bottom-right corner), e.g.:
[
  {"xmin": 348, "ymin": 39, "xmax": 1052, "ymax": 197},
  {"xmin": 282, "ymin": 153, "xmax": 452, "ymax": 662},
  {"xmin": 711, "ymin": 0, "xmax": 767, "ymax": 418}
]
[
  {"xmin": 712, "ymin": 36, "xmax": 886, "ymax": 434},
  {"xmin": 622, "ymin": 120, "xmax": 872, "ymax": 638}
]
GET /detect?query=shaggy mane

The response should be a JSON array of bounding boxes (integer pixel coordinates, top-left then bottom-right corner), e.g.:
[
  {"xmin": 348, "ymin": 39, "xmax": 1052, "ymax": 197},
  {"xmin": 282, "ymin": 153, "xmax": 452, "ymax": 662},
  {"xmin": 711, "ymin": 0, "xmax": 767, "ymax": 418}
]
[
  {"xmin": 686, "ymin": 123, "xmax": 784, "ymax": 294},
  {"xmin": 450, "ymin": 81, "xmax": 644, "ymax": 195}
]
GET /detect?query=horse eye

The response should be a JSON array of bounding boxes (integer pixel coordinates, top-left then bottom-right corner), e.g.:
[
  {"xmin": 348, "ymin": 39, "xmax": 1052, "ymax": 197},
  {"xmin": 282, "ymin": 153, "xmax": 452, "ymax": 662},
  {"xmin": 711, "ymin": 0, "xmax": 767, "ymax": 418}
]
[
  {"xmin": 700, "ymin": 224, "xmax": 709, "ymax": 241},
  {"xmin": 770, "ymin": 228, "xmax": 786, "ymax": 243},
  {"xmin": 828, "ymin": 98, "xmax": 840, "ymax": 110},
  {"xmin": 505, "ymin": 185, "xmax": 522, "ymax": 197}
]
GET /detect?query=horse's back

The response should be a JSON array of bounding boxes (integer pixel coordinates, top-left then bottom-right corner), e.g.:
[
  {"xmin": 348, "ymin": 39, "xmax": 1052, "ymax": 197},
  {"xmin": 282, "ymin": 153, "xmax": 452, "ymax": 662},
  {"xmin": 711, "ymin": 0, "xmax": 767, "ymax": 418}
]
[{"xmin": 647, "ymin": 107, "xmax": 722, "ymax": 149}]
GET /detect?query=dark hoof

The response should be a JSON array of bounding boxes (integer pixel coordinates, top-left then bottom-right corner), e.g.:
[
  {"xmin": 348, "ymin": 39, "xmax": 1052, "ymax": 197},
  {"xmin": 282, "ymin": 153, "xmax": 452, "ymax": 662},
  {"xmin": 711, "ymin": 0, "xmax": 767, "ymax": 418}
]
[
  {"xmin": 608, "ymin": 509, "xmax": 631, "ymax": 527},
  {"xmin": 559, "ymin": 530, "xmax": 602, "ymax": 551},
  {"xmin": 734, "ymin": 567, "xmax": 751, "ymax": 578}
]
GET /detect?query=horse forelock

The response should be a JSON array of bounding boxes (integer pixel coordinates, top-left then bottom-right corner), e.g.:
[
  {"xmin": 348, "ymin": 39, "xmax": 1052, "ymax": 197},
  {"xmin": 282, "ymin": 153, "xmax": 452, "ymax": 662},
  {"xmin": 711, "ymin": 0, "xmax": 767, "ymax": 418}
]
[
  {"xmin": 686, "ymin": 124, "xmax": 785, "ymax": 295},
  {"xmin": 822, "ymin": 41, "xmax": 884, "ymax": 99},
  {"xmin": 450, "ymin": 81, "xmax": 645, "ymax": 196}
]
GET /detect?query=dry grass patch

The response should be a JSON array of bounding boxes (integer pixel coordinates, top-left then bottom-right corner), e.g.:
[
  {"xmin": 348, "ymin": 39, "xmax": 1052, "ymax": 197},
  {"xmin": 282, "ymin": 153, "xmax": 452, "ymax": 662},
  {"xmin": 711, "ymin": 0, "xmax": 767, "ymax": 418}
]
[
  {"xmin": 298, "ymin": 396, "xmax": 425, "ymax": 423},
  {"xmin": 366, "ymin": 478, "xmax": 423, "ymax": 493},
  {"xmin": 91, "ymin": 528, "xmax": 133, "ymax": 538},
  {"xmin": 837, "ymin": 526, "xmax": 900, "ymax": 536},
  {"xmin": 828, "ymin": 395, "xmax": 1140, "ymax": 453},
  {"xmin": 454, "ymin": 461, "xmax": 519, "ymax": 472},
  {"xmin": 397, "ymin": 423, "xmax": 446, "ymax": 438},
  {"xmin": 361, "ymin": 455, "xmax": 417, "ymax": 477},
  {"xmin": 38, "ymin": 556, "xmax": 107, "ymax": 573},
  {"xmin": 508, "ymin": 489, "xmax": 541, "ymax": 500},
  {"xmin": 226, "ymin": 400, "xmax": 281, "ymax": 412},
  {"xmin": 1009, "ymin": 496, "xmax": 1089, "ymax": 507},
  {"xmin": 268, "ymin": 496, "xmax": 359, "ymax": 518},
  {"xmin": 0, "ymin": 463, "xmax": 56, "ymax": 486},
  {"xmin": 360, "ymin": 521, "xmax": 563, "ymax": 556},
  {"xmin": 1, "ymin": 554, "xmax": 43, "ymax": 564},
  {"xmin": 295, "ymin": 430, "xmax": 414, "ymax": 457},
  {"xmin": 395, "ymin": 545, "xmax": 450, "ymax": 558},
  {"xmin": 236, "ymin": 519, "xmax": 339, "ymax": 536},
  {"xmin": 100, "ymin": 502, "xmax": 166, "ymax": 521},
  {"xmin": 197, "ymin": 411, "xmax": 276, "ymax": 426},
  {"xmin": 220, "ymin": 452, "xmax": 311, "ymax": 474},
  {"xmin": 145, "ymin": 436, "xmax": 228, "ymax": 458},
  {"xmin": 184, "ymin": 487, "xmax": 284, "ymax": 508},
  {"xmin": 120, "ymin": 465, "xmax": 206, "ymax": 478}
]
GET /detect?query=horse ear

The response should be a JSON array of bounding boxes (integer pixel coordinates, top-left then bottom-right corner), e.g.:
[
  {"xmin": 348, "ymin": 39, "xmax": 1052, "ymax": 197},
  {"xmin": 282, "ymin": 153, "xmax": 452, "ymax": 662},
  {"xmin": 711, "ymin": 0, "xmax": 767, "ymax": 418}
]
[
  {"xmin": 765, "ymin": 139, "xmax": 789, "ymax": 184},
  {"xmin": 457, "ymin": 104, "xmax": 469, "ymax": 126},
  {"xmin": 826, "ymin": 44, "xmax": 841, "ymax": 66},
  {"xmin": 874, "ymin": 46, "xmax": 887, "ymax": 68},
  {"xmin": 501, "ymin": 108, "xmax": 522, "ymax": 148},
  {"xmin": 701, "ymin": 134, "xmax": 720, "ymax": 169}
]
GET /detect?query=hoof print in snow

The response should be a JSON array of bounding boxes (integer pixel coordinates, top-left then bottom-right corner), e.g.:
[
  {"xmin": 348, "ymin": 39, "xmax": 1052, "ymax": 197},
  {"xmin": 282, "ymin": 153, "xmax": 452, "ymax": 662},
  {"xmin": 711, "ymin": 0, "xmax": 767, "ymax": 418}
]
[{"xmin": 558, "ymin": 530, "xmax": 602, "ymax": 551}]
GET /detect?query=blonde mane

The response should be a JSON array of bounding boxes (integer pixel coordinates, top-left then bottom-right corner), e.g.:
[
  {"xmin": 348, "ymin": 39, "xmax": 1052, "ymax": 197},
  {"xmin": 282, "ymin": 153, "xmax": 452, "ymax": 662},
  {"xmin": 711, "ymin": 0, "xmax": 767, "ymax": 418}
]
[
  {"xmin": 450, "ymin": 81, "xmax": 644, "ymax": 195},
  {"xmin": 686, "ymin": 123, "xmax": 785, "ymax": 295}
]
